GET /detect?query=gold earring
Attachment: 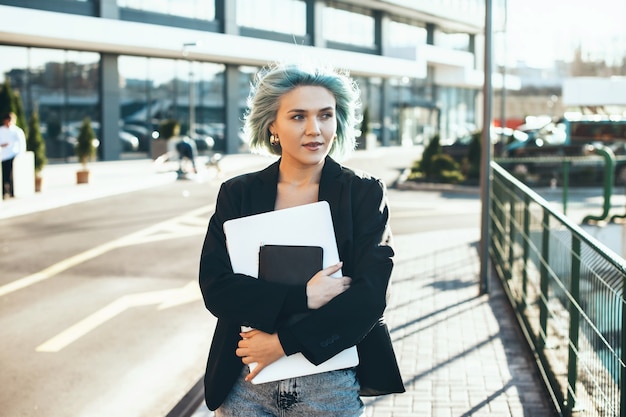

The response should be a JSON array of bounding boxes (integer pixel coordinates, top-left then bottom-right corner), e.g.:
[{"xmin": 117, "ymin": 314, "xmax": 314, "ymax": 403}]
[{"xmin": 270, "ymin": 134, "xmax": 279, "ymax": 146}]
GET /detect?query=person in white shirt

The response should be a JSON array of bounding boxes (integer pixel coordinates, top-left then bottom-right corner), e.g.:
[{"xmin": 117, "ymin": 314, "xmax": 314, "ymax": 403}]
[{"xmin": 0, "ymin": 112, "xmax": 27, "ymax": 198}]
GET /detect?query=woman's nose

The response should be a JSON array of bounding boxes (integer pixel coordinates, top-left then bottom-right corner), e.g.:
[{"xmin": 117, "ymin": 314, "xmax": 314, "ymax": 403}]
[{"xmin": 306, "ymin": 119, "xmax": 321, "ymax": 135}]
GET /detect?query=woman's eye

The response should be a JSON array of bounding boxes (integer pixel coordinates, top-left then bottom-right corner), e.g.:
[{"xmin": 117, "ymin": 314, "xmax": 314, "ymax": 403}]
[{"xmin": 321, "ymin": 113, "xmax": 334, "ymax": 119}]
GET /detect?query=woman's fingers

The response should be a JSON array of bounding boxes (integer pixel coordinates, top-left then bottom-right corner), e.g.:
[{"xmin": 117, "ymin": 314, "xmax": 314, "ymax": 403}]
[
  {"xmin": 236, "ymin": 331, "xmax": 285, "ymax": 381},
  {"xmin": 321, "ymin": 261, "xmax": 343, "ymax": 276},
  {"xmin": 307, "ymin": 274, "xmax": 352, "ymax": 309},
  {"xmin": 245, "ymin": 363, "xmax": 265, "ymax": 382}
]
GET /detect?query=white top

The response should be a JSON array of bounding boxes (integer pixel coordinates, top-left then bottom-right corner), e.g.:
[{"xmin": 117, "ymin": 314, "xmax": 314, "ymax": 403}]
[{"xmin": 0, "ymin": 124, "xmax": 27, "ymax": 161}]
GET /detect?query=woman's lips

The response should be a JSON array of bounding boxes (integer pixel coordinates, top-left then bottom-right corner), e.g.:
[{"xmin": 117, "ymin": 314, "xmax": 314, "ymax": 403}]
[{"xmin": 303, "ymin": 142, "xmax": 323, "ymax": 151}]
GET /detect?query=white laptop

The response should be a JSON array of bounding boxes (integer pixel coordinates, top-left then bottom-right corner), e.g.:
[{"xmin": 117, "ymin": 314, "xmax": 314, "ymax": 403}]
[{"xmin": 223, "ymin": 201, "xmax": 359, "ymax": 384}]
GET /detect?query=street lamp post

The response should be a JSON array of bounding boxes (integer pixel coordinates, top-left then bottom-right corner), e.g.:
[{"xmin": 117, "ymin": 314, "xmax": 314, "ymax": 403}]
[
  {"xmin": 182, "ymin": 42, "xmax": 198, "ymax": 139},
  {"xmin": 480, "ymin": 0, "xmax": 493, "ymax": 295}
]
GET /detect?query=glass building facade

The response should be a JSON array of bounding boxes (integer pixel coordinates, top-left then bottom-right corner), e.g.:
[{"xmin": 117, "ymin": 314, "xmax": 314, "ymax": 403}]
[{"xmin": 0, "ymin": 0, "xmax": 492, "ymax": 162}]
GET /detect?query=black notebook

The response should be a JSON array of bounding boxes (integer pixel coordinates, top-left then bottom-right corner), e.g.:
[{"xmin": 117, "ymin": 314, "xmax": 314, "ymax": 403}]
[
  {"xmin": 258, "ymin": 244, "xmax": 323, "ymax": 285},
  {"xmin": 258, "ymin": 244, "xmax": 323, "ymax": 326}
]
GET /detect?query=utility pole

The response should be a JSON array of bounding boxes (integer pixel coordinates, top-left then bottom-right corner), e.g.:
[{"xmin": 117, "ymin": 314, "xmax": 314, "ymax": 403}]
[
  {"xmin": 480, "ymin": 0, "xmax": 493, "ymax": 295},
  {"xmin": 182, "ymin": 42, "xmax": 198, "ymax": 139}
]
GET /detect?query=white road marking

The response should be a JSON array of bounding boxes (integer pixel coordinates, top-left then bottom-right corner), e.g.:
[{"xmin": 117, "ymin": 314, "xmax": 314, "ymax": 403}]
[
  {"xmin": 0, "ymin": 205, "xmax": 214, "ymax": 298},
  {"xmin": 36, "ymin": 281, "xmax": 202, "ymax": 352}
]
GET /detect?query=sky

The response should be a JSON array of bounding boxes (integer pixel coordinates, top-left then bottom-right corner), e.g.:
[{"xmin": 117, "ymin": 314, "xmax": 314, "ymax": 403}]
[{"xmin": 503, "ymin": 0, "xmax": 626, "ymax": 68}]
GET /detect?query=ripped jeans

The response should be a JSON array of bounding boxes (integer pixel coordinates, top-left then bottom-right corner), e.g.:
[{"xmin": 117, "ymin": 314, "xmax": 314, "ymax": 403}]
[{"xmin": 215, "ymin": 368, "xmax": 364, "ymax": 417}]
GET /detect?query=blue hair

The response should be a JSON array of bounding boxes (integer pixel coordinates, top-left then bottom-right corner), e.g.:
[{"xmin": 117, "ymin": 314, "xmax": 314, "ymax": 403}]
[{"xmin": 243, "ymin": 63, "xmax": 361, "ymax": 161}]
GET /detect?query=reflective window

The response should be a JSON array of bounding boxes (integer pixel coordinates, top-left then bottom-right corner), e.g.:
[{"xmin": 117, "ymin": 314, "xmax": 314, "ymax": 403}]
[
  {"xmin": 119, "ymin": 55, "xmax": 152, "ymax": 153},
  {"xmin": 193, "ymin": 62, "xmax": 226, "ymax": 151},
  {"xmin": 323, "ymin": 6, "xmax": 375, "ymax": 48},
  {"xmin": 352, "ymin": 76, "xmax": 383, "ymax": 147},
  {"xmin": 389, "ymin": 21, "xmax": 427, "ymax": 48},
  {"xmin": 16, "ymin": 48, "xmax": 100, "ymax": 161},
  {"xmin": 0, "ymin": 47, "xmax": 101, "ymax": 160},
  {"xmin": 237, "ymin": 0, "xmax": 306, "ymax": 35},
  {"xmin": 117, "ymin": 0, "xmax": 215, "ymax": 21},
  {"xmin": 438, "ymin": 86, "xmax": 476, "ymax": 143},
  {"xmin": 0, "ymin": 46, "xmax": 29, "ymax": 112},
  {"xmin": 119, "ymin": 55, "xmax": 226, "ymax": 153},
  {"xmin": 436, "ymin": 31, "xmax": 471, "ymax": 52},
  {"xmin": 384, "ymin": 76, "xmax": 436, "ymax": 146}
]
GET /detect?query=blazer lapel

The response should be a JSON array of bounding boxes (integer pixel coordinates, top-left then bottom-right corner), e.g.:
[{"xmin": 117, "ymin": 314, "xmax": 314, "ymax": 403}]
[
  {"xmin": 249, "ymin": 159, "xmax": 280, "ymax": 215},
  {"xmin": 319, "ymin": 157, "xmax": 345, "ymax": 221},
  {"xmin": 248, "ymin": 156, "xmax": 344, "ymax": 216}
]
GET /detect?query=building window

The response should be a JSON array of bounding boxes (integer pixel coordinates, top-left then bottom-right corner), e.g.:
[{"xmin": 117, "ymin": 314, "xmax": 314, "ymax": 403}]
[
  {"xmin": 438, "ymin": 86, "xmax": 476, "ymax": 143},
  {"xmin": 119, "ymin": 55, "xmax": 226, "ymax": 152},
  {"xmin": 117, "ymin": 0, "xmax": 215, "ymax": 21},
  {"xmin": 436, "ymin": 31, "xmax": 471, "ymax": 52},
  {"xmin": 323, "ymin": 6, "xmax": 375, "ymax": 48},
  {"xmin": 0, "ymin": 46, "xmax": 101, "ymax": 160},
  {"xmin": 389, "ymin": 20, "xmax": 427, "ymax": 48},
  {"xmin": 237, "ymin": 0, "xmax": 306, "ymax": 36}
]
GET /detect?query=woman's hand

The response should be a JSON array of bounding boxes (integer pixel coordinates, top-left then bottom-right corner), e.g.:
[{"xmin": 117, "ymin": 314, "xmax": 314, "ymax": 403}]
[
  {"xmin": 236, "ymin": 329, "xmax": 285, "ymax": 382},
  {"xmin": 306, "ymin": 262, "xmax": 351, "ymax": 309}
]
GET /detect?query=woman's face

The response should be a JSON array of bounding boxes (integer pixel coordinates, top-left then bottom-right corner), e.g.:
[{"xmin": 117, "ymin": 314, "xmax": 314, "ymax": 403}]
[{"xmin": 270, "ymin": 85, "xmax": 337, "ymax": 168}]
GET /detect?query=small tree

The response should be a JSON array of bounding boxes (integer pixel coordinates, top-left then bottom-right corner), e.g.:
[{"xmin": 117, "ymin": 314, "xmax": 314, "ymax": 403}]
[
  {"xmin": 76, "ymin": 117, "xmax": 96, "ymax": 167},
  {"xmin": 418, "ymin": 133, "xmax": 442, "ymax": 177},
  {"xmin": 13, "ymin": 91, "xmax": 27, "ymax": 136},
  {"xmin": 0, "ymin": 79, "xmax": 15, "ymax": 121},
  {"xmin": 357, "ymin": 106, "xmax": 370, "ymax": 149},
  {"xmin": 27, "ymin": 111, "xmax": 47, "ymax": 176},
  {"xmin": 0, "ymin": 79, "xmax": 27, "ymax": 134},
  {"xmin": 465, "ymin": 130, "xmax": 482, "ymax": 180}
]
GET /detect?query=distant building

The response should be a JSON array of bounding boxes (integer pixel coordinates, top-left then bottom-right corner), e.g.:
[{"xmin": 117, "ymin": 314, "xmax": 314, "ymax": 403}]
[{"xmin": 0, "ymin": 0, "xmax": 508, "ymax": 161}]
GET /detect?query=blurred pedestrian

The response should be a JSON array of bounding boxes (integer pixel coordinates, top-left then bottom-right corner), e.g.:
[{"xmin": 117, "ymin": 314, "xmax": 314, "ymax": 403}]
[
  {"xmin": 0, "ymin": 112, "xmax": 27, "ymax": 198},
  {"xmin": 175, "ymin": 137, "xmax": 197, "ymax": 174}
]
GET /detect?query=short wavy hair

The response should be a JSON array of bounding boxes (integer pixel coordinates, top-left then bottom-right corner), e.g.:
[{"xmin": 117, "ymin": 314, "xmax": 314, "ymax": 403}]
[{"xmin": 243, "ymin": 63, "xmax": 361, "ymax": 161}]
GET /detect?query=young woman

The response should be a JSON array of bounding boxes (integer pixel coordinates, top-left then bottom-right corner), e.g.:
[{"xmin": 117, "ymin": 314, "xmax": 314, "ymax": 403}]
[{"xmin": 199, "ymin": 63, "xmax": 404, "ymax": 416}]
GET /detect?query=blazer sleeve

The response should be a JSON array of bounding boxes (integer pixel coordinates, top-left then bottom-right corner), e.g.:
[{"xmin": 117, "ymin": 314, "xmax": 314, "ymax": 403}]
[
  {"xmin": 199, "ymin": 181, "xmax": 307, "ymax": 333},
  {"xmin": 278, "ymin": 176, "xmax": 394, "ymax": 364}
]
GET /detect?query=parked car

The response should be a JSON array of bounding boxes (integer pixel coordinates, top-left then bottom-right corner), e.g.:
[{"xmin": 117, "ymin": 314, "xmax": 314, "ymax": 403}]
[
  {"xmin": 118, "ymin": 131, "xmax": 140, "ymax": 152},
  {"xmin": 190, "ymin": 124, "xmax": 216, "ymax": 153},
  {"xmin": 502, "ymin": 120, "xmax": 566, "ymax": 157},
  {"xmin": 65, "ymin": 121, "xmax": 139, "ymax": 154},
  {"xmin": 122, "ymin": 123, "xmax": 154, "ymax": 152},
  {"xmin": 441, "ymin": 127, "xmax": 520, "ymax": 163}
]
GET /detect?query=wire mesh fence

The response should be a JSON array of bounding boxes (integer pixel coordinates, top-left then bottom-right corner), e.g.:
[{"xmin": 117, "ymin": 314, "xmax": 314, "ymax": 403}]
[{"xmin": 491, "ymin": 162, "xmax": 626, "ymax": 417}]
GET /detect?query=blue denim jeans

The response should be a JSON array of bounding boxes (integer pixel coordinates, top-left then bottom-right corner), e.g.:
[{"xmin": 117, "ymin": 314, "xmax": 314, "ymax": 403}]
[{"xmin": 215, "ymin": 368, "xmax": 365, "ymax": 417}]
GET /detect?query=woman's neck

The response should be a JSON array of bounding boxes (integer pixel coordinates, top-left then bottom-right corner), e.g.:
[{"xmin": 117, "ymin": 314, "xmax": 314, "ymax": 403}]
[
  {"xmin": 278, "ymin": 158, "xmax": 324, "ymax": 187},
  {"xmin": 275, "ymin": 159, "xmax": 324, "ymax": 210}
]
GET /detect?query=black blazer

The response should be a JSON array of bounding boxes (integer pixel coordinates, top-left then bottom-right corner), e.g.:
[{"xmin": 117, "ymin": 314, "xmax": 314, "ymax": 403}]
[{"xmin": 199, "ymin": 157, "xmax": 405, "ymax": 411}]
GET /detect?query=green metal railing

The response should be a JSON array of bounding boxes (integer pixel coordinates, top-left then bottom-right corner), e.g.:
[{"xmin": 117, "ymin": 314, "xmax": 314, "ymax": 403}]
[
  {"xmin": 490, "ymin": 162, "xmax": 626, "ymax": 417},
  {"xmin": 495, "ymin": 148, "xmax": 620, "ymax": 223}
]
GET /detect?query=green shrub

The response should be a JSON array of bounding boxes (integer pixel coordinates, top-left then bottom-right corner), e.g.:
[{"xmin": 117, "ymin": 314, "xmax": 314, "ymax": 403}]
[
  {"xmin": 26, "ymin": 111, "xmax": 47, "ymax": 174},
  {"xmin": 431, "ymin": 154, "xmax": 465, "ymax": 183},
  {"xmin": 417, "ymin": 134, "xmax": 440, "ymax": 176},
  {"xmin": 466, "ymin": 130, "xmax": 482, "ymax": 180},
  {"xmin": 76, "ymin": 117, "xmax": 96, "ymax": 166}
]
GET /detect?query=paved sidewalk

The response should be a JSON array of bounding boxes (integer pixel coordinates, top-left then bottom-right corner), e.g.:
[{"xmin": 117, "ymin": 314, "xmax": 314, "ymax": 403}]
[
  {"xmin": 1, "ymin": 148, "xmax": 557, "ymax": 416},
  {"xmin": 362, "ymin": 230, "xmax": 555, "ymax": 416},
  {"xmin": 191, "ymin": 229, "xmax": 556, "ymax": 417}
]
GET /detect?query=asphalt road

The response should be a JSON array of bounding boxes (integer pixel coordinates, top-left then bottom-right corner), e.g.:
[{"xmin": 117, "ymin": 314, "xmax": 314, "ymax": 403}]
[
  {"xmin": 1, "ymin": 179, "xmax": 223, "ymax": 417},
  {"xmin": 0, "ymin": 152, "xmax": 482, "ymax": 417}
]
